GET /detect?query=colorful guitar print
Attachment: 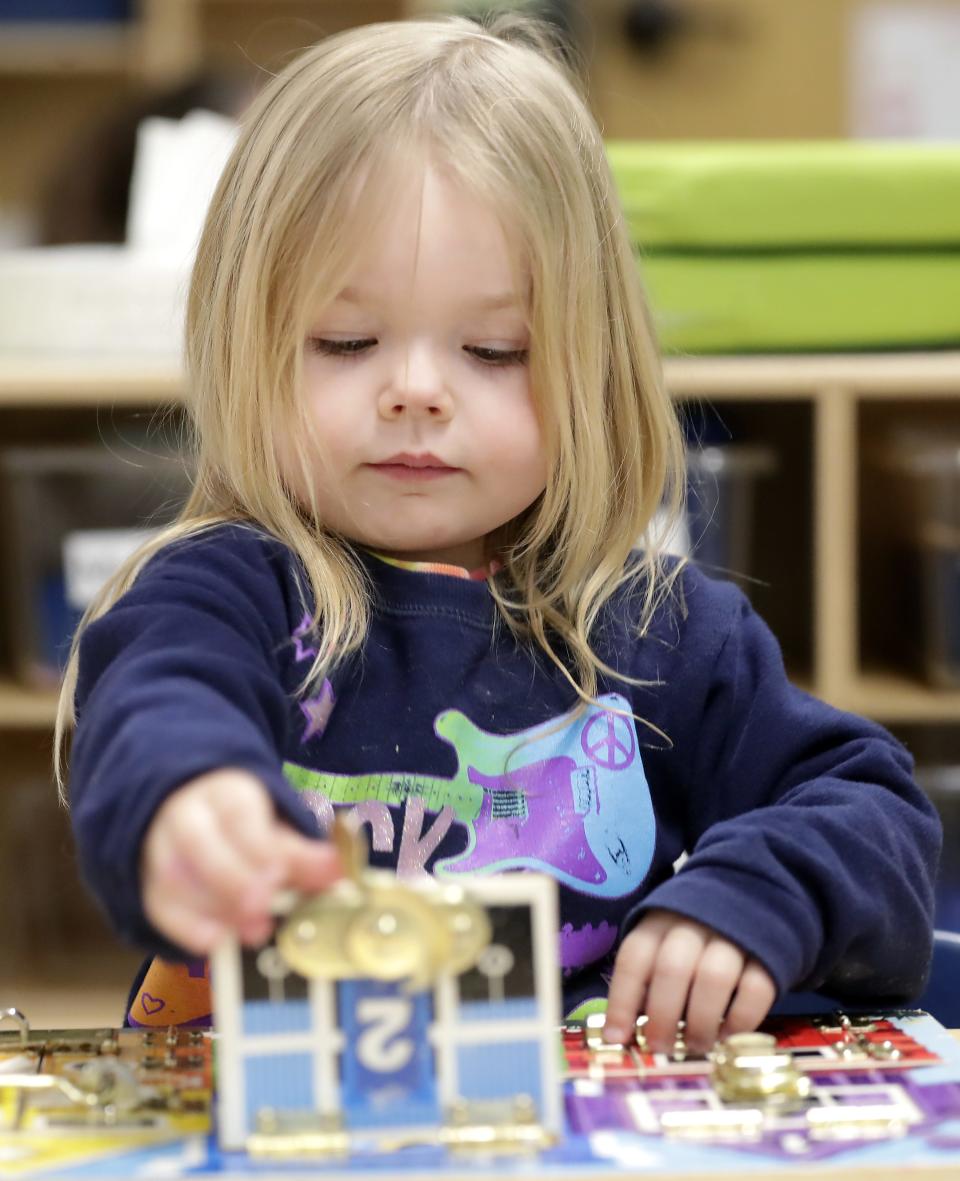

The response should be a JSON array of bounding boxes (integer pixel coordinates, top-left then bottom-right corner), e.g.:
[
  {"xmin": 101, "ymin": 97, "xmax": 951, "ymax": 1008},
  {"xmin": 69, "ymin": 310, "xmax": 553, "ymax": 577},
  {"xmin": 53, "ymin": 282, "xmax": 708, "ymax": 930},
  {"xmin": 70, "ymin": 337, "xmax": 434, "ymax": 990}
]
[{"xmin": 284, "ymin": 693, "xmax": 655, "ymax": 899}]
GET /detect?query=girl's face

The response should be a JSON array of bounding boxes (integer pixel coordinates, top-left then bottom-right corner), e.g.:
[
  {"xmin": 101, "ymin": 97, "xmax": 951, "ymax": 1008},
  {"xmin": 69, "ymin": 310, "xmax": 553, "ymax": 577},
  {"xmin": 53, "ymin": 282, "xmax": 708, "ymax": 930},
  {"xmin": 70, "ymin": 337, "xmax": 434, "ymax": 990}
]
[{"xmin": 299, "ymin": 161, "xmax": 547, "ymax": 569}]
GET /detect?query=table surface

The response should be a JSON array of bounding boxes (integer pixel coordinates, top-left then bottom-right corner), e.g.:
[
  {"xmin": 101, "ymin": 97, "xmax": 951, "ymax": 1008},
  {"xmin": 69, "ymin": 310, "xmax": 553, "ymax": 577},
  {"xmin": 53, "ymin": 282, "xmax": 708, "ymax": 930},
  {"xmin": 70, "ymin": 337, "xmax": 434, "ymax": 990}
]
[{"xmin": 2, "ymin": 1026, "xmax": 957, "ymax": 1180}]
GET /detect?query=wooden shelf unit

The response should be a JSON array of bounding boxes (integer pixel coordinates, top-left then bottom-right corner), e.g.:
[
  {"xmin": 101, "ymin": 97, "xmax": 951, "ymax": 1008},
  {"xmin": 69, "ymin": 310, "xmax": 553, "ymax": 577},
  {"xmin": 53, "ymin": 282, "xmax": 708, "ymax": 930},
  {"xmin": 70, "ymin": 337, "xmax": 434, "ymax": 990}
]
[
  {"xmin": 0, "ymin": 679, "xmax": 58, "ymax": 729},
  {"xmin": 666, "ymin": 352, "xmax": 960, "ymax": 723},
  {"xmin": 0, "ymin": 1, "xmax": 418, "ymax": 83},
  {"xmin": 0, "ymin": 357, "xmax": 181, "ymax": 408},
  {"xmin": 0, "ymin": 23, "xmax": 136, "ymax": 76},
  {"xmin": 0, "ymin": 0, "xmax": 415, "ymax": 225},
  {"xmin": 1, "ymin": 353, "xmax": 959, "ymax": 729},
  {"xmin": 0, "ymin": 2, "xmax": 206, "ymax": 83}
]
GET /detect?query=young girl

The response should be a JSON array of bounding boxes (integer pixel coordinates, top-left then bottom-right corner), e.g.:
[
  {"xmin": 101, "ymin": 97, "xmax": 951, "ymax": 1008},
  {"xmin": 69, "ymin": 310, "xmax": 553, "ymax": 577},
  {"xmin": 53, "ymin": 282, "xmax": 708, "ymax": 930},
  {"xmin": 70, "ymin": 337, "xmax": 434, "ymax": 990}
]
[{"xmin": 60, "ymin": 15, "xmax": 939, "ymax": 1054}]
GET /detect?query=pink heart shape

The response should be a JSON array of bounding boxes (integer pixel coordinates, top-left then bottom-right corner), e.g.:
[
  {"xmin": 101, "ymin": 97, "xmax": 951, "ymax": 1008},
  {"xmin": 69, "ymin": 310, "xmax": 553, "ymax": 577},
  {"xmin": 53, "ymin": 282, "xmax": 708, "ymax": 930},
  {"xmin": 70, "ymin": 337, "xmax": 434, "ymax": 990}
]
[{"xmin": 141, "ymin": 992, "xmax": 166, "ymax": 1017}]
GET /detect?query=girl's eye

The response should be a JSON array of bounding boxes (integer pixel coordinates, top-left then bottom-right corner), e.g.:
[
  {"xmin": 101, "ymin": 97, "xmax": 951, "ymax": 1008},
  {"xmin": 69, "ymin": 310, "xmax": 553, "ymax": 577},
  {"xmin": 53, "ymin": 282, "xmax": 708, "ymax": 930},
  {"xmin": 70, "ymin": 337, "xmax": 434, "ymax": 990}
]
[
  {"xmin": 465, "ymin": 345, "xmax": 529, "ymax": 367},
  {"xmin": 308, "ymin": 337, "xmax": 377, "ymax": 357}
]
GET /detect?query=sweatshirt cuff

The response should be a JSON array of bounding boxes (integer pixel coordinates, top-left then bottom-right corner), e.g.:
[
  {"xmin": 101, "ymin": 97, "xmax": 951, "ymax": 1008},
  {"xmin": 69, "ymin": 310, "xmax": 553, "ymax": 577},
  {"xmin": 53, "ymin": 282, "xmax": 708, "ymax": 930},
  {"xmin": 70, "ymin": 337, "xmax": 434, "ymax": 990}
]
[{"xmin": 625, "ymin": 867, "xmax": 824, "ymax": 996}]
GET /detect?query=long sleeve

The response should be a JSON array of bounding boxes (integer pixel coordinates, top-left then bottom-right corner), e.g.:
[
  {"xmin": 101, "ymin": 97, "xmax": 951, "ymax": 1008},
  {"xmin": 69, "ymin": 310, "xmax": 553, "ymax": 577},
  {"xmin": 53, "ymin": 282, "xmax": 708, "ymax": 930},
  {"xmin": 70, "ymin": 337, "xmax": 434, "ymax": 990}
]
[
  {"xmin": 67, "ymin": 531, "xmax": 942, "ymax": 1007},
  {"xmin": 69, "ymin": 526, "xmax": 319, "ymax": 957},
  {"xmin": 631, "ymin": 573, "xmax": 941, "ymax": 1001}
]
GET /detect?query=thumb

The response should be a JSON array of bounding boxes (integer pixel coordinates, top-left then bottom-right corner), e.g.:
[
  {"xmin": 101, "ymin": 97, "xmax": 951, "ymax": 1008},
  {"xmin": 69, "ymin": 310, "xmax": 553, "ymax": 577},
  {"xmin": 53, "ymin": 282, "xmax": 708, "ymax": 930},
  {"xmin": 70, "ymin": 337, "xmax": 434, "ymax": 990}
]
[{"xmin": 277, "ymin": 828, "xmax": 344, "ymax": 893}]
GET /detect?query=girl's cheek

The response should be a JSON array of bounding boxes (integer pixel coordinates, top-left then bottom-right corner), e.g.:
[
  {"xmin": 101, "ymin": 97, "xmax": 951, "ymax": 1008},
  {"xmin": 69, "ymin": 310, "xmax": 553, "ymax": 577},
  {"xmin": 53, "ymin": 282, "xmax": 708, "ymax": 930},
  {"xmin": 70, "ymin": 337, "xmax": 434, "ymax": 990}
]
[{"xmin": 275, "ymin": 400, "xmax": 334, "ymax": 486}]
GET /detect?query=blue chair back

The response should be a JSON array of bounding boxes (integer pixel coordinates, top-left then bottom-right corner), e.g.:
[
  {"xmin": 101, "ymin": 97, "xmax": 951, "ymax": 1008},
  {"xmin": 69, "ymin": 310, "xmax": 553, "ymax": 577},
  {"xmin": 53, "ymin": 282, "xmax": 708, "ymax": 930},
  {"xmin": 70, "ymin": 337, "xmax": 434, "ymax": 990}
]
[
  {"xmin": 914, "ymin": 929, "xmax": 960, "ymax": 1028},
  {"xmin": 770, "ymin": 930, "xmax": 960, "ymax": 1027}
]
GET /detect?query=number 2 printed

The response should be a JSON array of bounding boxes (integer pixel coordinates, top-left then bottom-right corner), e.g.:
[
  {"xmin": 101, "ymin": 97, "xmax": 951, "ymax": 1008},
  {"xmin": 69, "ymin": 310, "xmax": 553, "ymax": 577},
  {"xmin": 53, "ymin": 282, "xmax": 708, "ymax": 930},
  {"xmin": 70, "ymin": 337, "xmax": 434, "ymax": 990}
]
[{"xmin": 355, "ymin": 996, "xmax": 415, "ymax": 1072}]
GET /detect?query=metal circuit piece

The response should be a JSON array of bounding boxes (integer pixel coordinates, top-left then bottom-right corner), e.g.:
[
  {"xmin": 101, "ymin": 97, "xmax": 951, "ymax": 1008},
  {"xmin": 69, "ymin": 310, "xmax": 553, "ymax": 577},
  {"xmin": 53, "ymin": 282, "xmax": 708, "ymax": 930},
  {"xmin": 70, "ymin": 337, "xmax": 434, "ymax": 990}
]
[
  {"xmin": 345, "ymin": 883, "xmax": 453, "ymax": 984},
  {"xmin": 711, "ymin": 1032, "xmax": 811, "ymax": 1105},
  {"xmin": 813, "ymin": 1012, "xmax": 903, "ymax": 1062},
  {"xmin": 671, "ymin": 1020, "xmax": 688, "ymax": 1063},
  {"xmin": 0, "ymin": 1058, "xmax": 142, "ymax": 1118},
  {"xmin": 585, "ymin": 1011, "xmax": 623, "ymax": 1051},
  {"xmin": 0, "ymin": 1009, "xmax": 29, "ymax": 1045},
  {"xmin": 247, "ymin": 1097, "xmax": 552, "ymax": 1159},
  {"xmin": 248, "ymin": 1110, "xmax": 350, "ymax": 1160},
  {"xmin": 440, "ymin": 1096, "xmax": 554, "ymax": 1156},
  {"xmin": 275, "ymin": 816, "xmax": 491, "ymax": 988},
  {"xmin": 435, "ymin": 885, "xmax": 493, "ymax": 976}
]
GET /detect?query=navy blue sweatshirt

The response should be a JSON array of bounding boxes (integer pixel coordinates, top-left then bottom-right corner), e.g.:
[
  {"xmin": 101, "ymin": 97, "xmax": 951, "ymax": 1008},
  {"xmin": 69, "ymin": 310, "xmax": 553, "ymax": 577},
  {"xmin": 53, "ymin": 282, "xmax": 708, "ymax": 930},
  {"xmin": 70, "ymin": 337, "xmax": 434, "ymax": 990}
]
[{"xmin": 69, "ymin": 524, "xmax": 940, "ymax": 1012}]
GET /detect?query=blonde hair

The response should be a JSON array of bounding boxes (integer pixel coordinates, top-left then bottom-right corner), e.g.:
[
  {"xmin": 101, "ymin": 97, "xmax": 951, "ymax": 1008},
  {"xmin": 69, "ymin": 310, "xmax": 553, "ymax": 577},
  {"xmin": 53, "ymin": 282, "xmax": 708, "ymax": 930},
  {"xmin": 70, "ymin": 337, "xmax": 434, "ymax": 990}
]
[{"xmin": 55, "ymin": 13, "xmax": 686, "ymax": 793}]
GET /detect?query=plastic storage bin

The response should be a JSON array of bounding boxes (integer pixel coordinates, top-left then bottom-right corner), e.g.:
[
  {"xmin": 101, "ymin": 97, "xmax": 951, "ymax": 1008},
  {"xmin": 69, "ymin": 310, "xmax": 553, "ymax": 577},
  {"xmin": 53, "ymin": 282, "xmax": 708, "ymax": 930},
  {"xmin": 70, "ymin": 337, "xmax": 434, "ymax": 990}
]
[
  {"xmin": 873, "ymin": 432, "xmax": 960, "ymax": 688},
  {"xmin": 686, "ymin": 443, "xmax": 777, "ymax": 591},
  {"xmin": 0, "ymin": 445, "xmax": 191, "ymax": 688},
  {"xmin": 0, "ymin": 249, "xmax": 189, "ymax": 358}
]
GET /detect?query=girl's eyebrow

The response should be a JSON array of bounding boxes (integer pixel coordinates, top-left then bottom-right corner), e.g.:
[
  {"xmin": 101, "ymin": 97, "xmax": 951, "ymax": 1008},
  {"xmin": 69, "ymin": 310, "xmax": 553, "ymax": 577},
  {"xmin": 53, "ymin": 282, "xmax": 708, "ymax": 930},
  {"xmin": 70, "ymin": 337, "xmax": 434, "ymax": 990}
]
[
  {"xmin": 472, "ymin": 292, "xmax": 524, "ymax": 311},
  {"xmin": 335, "ymin": 286, "xmax": 522, "ymax": 311},
  {"xmin": 335, "ymin": 286, "xmax": 371, "ymax": 305}
]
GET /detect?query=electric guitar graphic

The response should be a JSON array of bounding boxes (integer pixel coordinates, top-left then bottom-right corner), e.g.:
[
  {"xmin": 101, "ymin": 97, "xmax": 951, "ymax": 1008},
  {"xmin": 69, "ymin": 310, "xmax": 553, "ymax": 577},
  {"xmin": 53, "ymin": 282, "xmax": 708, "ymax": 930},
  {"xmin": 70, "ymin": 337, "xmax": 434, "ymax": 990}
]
[{"xmin": 284, "ymin": 693, "xmax": 655, "ymax": 898}]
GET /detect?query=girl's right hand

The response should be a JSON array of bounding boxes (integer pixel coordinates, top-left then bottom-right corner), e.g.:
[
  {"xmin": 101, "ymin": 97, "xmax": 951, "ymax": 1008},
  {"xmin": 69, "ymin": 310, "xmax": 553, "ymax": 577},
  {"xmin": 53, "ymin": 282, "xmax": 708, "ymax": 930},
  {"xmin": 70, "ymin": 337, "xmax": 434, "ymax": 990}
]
[{"xmin": 141, "ymin": 768, "xmax": 343, "ymax": 954}]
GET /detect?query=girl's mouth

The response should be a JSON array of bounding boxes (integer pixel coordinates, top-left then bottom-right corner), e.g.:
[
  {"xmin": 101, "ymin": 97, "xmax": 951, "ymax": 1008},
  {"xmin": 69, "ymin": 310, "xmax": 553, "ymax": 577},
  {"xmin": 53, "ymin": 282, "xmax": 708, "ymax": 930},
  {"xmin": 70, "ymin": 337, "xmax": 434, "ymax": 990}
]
[
  {"xmin": 370, "ymin": 463, "xmax": 459, "ymax": 481},
  {"xmin": 370, "ymin": 451, "xmax": 460, "ymax": 480}
]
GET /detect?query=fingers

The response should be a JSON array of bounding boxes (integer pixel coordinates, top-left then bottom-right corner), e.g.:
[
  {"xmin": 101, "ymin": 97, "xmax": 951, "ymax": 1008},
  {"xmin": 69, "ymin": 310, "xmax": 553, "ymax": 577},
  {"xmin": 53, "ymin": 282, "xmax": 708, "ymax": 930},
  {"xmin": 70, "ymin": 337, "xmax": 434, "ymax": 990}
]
[
  {"xmin": 641, "ymin": 921, "xmax": 710, "ymax": 1052},
  {"xmin": 604, "ymin": 910, "xmax": 778, "ymax": 1054},
  {"xmin": 142, "ymin": 824, "xmax": 227, "ymax": 953},
  {"xmin": 603, "ymin": 922, "xmax": 661, "ymax": 1044},
  {"xmin": 161, "ymin": 786, "xmax": 279, "ymax": 914},
  {"xmin": 721, "ymin": 958, "xmax": 777, "ymax": 1038},
  {"xmin": 218, "ymin": 776, "xmax": 287, "ymax": 873},
  {"xmin": 277, "ymin": 827, "xmax": 344, "ymax": 892},
  {"xmin": 604, "ymin": 910, "xmax": 682, "ymax": 1044},
  {"xmin": 684, "ymin": 938, "xmax": 745, "ymax": 1052},
  {"xmin": 142, "ymin": 769, "xmax": 342, "ymax": 954}
]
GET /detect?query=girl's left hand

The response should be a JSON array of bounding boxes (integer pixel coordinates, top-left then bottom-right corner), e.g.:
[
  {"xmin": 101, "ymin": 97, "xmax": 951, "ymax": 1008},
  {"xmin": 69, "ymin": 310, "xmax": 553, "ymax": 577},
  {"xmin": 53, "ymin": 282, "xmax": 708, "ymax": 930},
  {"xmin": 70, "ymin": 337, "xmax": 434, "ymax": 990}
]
[{"xmin": 602, "ymin": 908, "xmax": 777, "ymax": 1054}]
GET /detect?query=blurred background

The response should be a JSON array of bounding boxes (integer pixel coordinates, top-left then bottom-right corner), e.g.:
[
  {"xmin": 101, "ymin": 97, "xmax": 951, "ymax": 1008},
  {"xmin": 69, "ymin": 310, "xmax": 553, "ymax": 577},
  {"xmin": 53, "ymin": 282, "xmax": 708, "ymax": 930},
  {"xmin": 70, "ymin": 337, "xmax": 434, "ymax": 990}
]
[{"xmin": 1, "ymin": 0, "xmax": 960, "ymax": 1027}]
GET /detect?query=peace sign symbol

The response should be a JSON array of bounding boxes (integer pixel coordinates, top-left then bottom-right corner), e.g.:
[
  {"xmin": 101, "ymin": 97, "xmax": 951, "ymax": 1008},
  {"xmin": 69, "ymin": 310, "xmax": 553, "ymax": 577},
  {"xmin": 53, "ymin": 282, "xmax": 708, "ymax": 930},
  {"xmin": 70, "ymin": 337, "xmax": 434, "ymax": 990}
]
[{"xmin": 580, "ymin": 709, "xmax": 636, "ymax": 770}]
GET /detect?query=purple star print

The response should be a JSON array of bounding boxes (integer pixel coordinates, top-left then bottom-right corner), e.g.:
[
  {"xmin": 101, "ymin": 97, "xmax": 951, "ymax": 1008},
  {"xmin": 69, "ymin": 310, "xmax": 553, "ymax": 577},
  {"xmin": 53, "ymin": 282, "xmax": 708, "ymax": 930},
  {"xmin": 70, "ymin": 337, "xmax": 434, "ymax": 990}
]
[
  {"xmin": 292, "ymin": 613, "xmax": 318, "ymax": 663},
  {"xmin": 300, "ymin": 679, "xmax": 335, "ymax": 742}
]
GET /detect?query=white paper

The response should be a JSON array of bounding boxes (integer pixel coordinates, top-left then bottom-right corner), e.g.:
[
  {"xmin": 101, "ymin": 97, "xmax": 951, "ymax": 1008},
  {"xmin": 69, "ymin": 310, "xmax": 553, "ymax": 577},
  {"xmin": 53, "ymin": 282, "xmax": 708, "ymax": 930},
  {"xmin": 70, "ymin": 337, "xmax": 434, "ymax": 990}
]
[
  {"xmin": 63, "ymin": 528, "xmax": 158, "ymax": 609},
  {"xmin": 851, "ymin": 3, "xmax": 960, "ymax": 138},
  {"xmin": 126, "ymin": 109, "xmax": 239, "ymax": 260}
]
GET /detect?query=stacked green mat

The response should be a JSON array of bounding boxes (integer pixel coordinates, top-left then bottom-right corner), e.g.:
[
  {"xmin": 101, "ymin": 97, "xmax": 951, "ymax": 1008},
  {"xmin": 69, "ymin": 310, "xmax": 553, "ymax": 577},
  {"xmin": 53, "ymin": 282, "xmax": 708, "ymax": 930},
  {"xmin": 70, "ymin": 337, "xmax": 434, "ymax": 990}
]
[{"xmin": 605, "ymin": 142, "xmax": 960, "ymax": 354}]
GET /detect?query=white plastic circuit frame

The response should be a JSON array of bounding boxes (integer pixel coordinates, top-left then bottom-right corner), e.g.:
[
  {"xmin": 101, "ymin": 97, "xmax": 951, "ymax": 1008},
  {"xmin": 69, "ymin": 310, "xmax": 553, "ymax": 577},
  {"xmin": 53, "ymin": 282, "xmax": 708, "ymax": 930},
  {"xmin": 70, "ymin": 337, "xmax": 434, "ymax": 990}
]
[{"xmin": 211, "ymin": 872, "xmax": 562, "ymax": 1151}]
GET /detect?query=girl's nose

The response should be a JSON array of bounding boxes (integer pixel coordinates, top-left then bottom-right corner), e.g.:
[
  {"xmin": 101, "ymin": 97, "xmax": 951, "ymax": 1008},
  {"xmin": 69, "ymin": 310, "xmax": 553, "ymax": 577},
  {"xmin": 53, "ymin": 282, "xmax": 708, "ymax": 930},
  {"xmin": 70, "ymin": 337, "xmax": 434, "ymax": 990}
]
[{"xmin": 378, "ymin": 345, "xmax": 453, "ymax": 421}]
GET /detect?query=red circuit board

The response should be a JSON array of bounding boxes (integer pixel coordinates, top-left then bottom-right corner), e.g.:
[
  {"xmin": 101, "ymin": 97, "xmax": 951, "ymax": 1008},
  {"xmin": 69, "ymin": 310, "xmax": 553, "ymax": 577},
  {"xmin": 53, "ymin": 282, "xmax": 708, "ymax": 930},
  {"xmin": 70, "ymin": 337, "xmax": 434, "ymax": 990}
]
[{"xmin": 561, "ymin": 1013, "xmax": 940, "ymax": 1081}]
